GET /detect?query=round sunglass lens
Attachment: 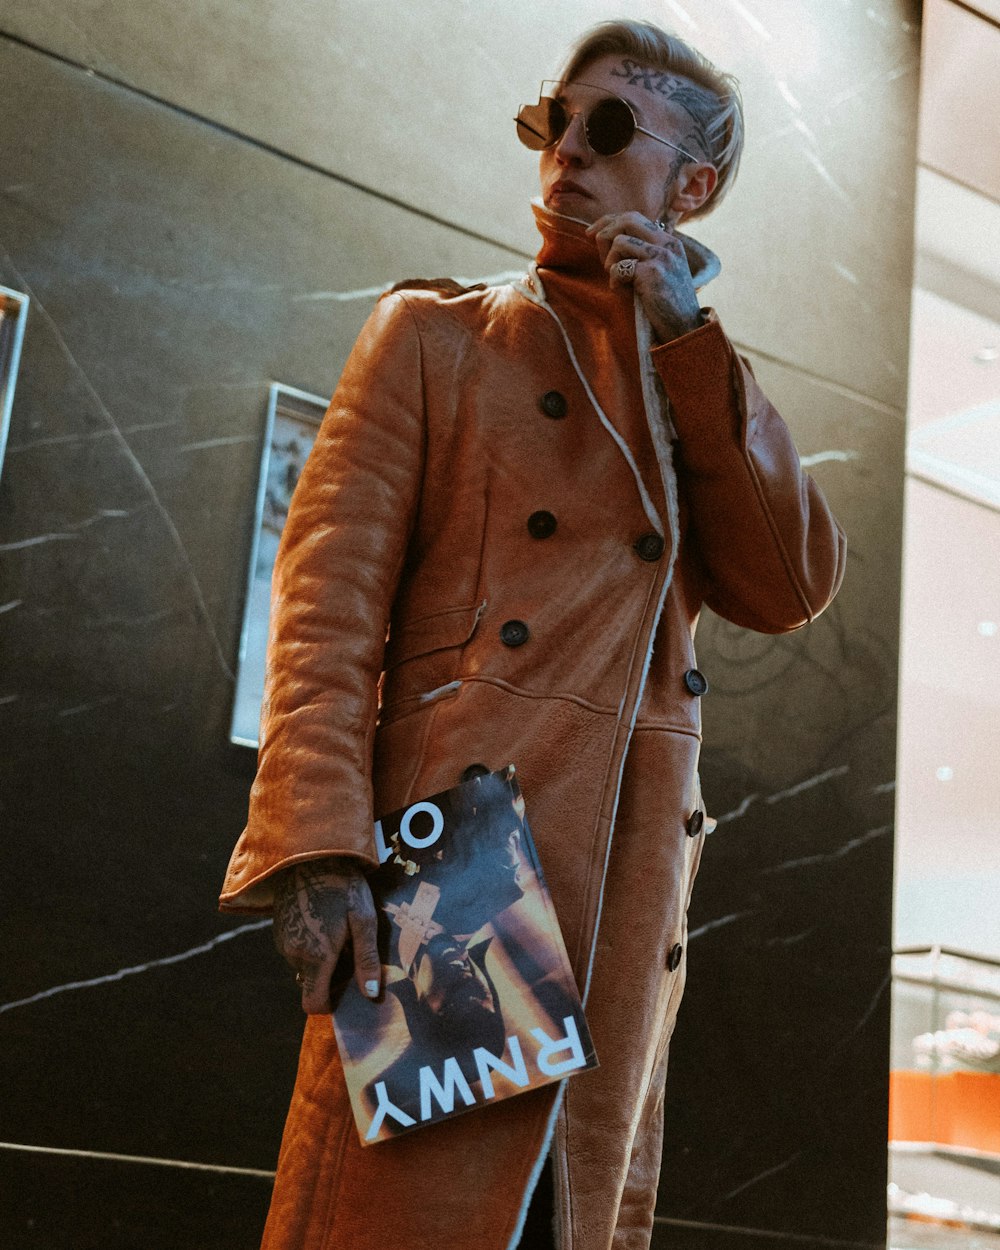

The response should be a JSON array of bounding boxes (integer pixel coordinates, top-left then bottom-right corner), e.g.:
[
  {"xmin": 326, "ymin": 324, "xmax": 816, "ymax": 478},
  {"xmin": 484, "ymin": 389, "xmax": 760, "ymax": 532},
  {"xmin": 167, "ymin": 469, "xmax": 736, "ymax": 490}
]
[
  {"xmin": 586, "ymin": 97, "xmax": 636, "ymax": 156},
  {"xmin": 516, "ymin": 97, "xmax": 568, "ymax": 150}
]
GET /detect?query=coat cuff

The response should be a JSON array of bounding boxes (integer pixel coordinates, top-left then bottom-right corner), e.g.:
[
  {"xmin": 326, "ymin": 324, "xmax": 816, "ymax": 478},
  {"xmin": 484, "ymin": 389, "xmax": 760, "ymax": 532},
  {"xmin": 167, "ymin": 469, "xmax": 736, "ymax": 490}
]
[
  {"xmin": 219, "ymin": 846, "xmax": 376, "ymax": 915},
  {"xmin": 649, "ymin": 309, "xmax": 744, "ymax": 465}
]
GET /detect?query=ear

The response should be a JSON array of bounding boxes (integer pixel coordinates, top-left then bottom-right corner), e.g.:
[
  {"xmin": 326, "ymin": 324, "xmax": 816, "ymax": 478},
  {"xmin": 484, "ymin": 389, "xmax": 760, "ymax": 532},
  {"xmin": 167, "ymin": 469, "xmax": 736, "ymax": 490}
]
[{"xmin": 667, "ymin": 162, "xmax": 718, "ymax": 222}]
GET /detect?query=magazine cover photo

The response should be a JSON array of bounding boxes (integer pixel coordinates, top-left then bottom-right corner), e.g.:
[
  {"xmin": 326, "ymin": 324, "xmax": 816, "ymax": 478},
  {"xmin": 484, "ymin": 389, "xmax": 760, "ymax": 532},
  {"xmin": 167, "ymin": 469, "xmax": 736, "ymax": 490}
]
[{"xmin": 331, "ymin": 765, "xmax": 598, "ymax": 1145}]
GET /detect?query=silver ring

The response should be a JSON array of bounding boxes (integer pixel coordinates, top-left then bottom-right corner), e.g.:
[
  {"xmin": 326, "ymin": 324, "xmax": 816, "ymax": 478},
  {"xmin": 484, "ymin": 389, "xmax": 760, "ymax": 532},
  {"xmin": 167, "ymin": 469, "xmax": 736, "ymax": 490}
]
[{"xmin": 613, "ymin": 258, "xmax": 638, "ymax": 281}]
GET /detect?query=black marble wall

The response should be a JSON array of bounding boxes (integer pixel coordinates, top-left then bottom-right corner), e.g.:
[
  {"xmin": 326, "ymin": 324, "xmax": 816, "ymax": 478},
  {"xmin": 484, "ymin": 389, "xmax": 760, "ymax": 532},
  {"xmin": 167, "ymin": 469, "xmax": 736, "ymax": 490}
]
[
  {"xmin": 0, "ymin": 33, "xmax": 521, "ymax": 1245},
  {"xmin": 0, "ymin": 6, "xmax": 915, "ymax": 1247},
  {"xmin": 651, "ymin": 357, "xmax": 904, "ymax": 1247}
]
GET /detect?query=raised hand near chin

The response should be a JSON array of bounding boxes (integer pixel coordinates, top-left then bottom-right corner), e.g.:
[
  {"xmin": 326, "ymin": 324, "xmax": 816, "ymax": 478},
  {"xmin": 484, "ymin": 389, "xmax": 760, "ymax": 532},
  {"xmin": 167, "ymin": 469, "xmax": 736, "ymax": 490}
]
[
  {"xmin": 586, "ymin": 211, "xmax": 707, "ymax": 344},
  {"xmin": 272, "ymin": 857, "xmax": 382, "ymax": 1014}
]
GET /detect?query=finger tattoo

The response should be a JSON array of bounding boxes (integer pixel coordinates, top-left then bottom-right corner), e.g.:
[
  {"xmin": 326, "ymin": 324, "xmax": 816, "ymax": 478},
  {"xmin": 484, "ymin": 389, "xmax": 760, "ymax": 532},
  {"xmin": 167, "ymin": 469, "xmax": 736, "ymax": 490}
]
[{"xmin": 274, "ymin": 871, "xmax": 326, "ymax": 961}]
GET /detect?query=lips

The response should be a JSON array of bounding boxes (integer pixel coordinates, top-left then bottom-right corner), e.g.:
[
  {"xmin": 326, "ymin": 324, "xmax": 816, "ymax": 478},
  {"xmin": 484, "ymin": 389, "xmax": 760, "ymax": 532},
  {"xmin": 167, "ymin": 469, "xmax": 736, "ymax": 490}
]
[{"xmin": 549, "ymin": 179, "xmax": 590, "ymax": 200}]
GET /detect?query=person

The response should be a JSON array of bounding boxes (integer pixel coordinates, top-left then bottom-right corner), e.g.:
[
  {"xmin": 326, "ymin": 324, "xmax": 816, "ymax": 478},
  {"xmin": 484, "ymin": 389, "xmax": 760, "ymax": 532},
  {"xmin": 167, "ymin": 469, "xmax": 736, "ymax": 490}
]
[{"xmin": 220, "ymin": 18, "xmax": 846, "ymax": 1250}]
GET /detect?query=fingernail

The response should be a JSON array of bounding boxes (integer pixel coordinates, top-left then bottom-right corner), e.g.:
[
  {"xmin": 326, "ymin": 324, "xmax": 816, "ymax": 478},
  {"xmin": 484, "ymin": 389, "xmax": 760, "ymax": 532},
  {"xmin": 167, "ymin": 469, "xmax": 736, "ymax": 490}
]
[{"xmin": 365, "ymin": 980, "xmax": 380, "ymax": 999}]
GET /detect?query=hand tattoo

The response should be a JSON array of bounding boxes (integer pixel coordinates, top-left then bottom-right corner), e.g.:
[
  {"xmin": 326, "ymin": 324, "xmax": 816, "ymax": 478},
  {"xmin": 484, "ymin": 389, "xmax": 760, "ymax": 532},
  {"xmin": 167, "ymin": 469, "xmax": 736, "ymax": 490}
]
[{"xmin": 273, "ymin": 860, "xmax": 364, "ymax": 965}]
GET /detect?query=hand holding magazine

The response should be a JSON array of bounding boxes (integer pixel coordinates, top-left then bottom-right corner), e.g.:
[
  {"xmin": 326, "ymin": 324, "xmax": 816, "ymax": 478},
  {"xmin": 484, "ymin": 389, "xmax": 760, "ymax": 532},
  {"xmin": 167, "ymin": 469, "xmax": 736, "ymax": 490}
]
[{"xmin": 331, "ymin": 765, "xmax": 598, "ymax": 1145}]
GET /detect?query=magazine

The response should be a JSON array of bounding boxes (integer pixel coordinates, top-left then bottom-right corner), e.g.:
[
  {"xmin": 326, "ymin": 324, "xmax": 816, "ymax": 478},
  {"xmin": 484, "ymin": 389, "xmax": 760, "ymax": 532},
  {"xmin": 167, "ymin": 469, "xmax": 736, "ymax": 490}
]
[{"xmin": 331, "ymin": 764, "xmax": 598, "ymax": 1145}]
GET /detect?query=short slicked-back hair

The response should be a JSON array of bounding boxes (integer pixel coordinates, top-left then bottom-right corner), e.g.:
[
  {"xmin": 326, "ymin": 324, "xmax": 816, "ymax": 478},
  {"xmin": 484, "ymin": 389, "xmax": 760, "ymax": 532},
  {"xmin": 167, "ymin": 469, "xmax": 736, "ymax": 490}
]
[{"xmin": 559, "ymin": 19, "xmax": 744, "ymax": 220}]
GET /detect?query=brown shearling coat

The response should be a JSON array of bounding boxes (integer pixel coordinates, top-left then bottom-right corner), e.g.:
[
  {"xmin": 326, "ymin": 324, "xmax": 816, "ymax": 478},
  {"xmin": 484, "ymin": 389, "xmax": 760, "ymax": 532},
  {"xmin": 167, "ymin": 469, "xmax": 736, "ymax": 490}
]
[{"xmin": 220, "ymin": 205, "xmax": 846, "ymax": 1250}]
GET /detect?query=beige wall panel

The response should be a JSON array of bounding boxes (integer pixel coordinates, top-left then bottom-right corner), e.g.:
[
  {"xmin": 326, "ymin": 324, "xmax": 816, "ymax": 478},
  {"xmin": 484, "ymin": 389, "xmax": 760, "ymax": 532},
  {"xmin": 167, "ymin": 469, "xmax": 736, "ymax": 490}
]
[
  {"xmin": 918, "ymin": 0, "xmax": 1000, "ymax": 203},
  {"xmin": 5, "ymin": 0, "xmax": 918, "ymax": 405}
]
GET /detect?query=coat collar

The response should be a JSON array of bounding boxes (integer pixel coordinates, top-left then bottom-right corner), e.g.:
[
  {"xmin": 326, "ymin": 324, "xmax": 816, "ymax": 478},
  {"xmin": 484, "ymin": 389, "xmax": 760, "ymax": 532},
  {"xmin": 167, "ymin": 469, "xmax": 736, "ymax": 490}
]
[{"xmin": 529, "ymin": 198, "xmax": 721, "ymax": 291}]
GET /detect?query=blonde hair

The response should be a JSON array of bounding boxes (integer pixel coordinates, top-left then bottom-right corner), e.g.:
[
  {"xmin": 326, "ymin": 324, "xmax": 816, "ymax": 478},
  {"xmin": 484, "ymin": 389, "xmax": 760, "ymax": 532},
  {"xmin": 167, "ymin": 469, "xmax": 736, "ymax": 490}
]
[{"xmin": 559, "ymin": 19, "xmax": 744, "ymax": 220}]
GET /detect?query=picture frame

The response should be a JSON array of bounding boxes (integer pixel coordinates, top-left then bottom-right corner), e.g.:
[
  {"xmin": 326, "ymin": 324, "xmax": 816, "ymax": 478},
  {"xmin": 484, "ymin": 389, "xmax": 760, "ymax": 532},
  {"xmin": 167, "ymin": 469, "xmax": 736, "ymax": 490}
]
[
  {"xmin": 230, "ymin": 382, "xmax": 329, "ymax": 748},
  {"xmin": 0, "ymin": 287, "xmax": 29, "ymax": 484}
]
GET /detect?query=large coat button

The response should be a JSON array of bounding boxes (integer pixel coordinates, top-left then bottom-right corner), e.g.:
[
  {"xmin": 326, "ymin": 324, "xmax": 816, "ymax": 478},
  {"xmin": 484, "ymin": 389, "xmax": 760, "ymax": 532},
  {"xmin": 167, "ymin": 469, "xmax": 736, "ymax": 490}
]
[
  {"xmin": 683, "ymin": 668, "xmax": 709, "ymax": 696},
  {"xmin": 461, "ymin": 763, "xmax": 490, "ymax": 783},
  {"xmin": 500, "ymin": 619, "xmax": 530, "ymax": 647},
  {"xmin": 539, "ymin": 390, "xmax": 568, "ymax": 419},
  {"xmin": 528, "ymin": 510, "xmax": 557, "ymax": 539},
  {"xmin": 686, "ymin": 810, "xmax": 705, "ymax": 838},
  {"xmin": 667, "ymin": 943, "xmax": 684, "ymax": 971},
  {"xmin": 634, "ymin": 532, "xmax": 665, "ymax": 562}
]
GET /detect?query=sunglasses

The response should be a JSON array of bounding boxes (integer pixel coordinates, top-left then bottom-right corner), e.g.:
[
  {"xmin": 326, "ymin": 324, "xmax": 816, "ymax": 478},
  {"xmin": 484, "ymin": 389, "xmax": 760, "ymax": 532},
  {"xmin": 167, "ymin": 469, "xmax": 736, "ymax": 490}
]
[{"xmin": 515, "ymin": 80, "xmax": 700, "ymax": 161}]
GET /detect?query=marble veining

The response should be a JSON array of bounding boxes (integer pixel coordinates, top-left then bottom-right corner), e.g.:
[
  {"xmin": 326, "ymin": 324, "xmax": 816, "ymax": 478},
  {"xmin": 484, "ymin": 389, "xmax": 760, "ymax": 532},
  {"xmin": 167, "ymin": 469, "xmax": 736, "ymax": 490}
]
[
  {"xmin": 774, "ymin": 81, "xmax": 802, "ymax": 113},
  {"xmin": 0, "ymin": 1140, "xmax": 276, "ymax": 1179},
  {"xmin": 832, "ymin": 263, "xmax": 861, "ymax": 286},
  {"xmin": 174, "ymin": 434, "xmax": 257, "ymax": 454},
  {"xmin": 727, "ymin": 0, "xmax": 774, "ymax": 41},
  {"xmin": 1, "ymin": 251, "xmax": 236, "ymax": 684},
  {"xmin": 715, "ymin": 792, "xmax": 760, "ymax": 825},
  {"xmin": 827, "ymin": 57, "xmax": 919, "ymax": 111},
  {"xmin": 721, "ymin": 1151, "xmax": 805, "ymax": 1203},
  {"xmin": 6, "ymin": 419, "xmax": 179, "ymax": 453},
  {"xmin": 764, "ymin": 764, "xmax": 851, "ymax": 805},
  {"xmin": 688, "ymin": 911, "xmax": 756, "ymax": 941},
  {"xmin": 662, "ymin": 0, "xmax": 699, "ymax": 30},
  {"xmin": 0, "ymin": 921, "xmax": 271, "ymax": 1016},
  {"xmin": 714, "ymin": 763, "xmax": 857, "ymax": 827},
  {"xmin": 798, "ymin": 142, "xmax": 855, "ymax": 209},
  {"xmin": 27, "ymin": 0, "xmax": 137, "ymax": 87},
  {"xmin": 57, "ymin": 695, "xmax": 119, "ymax": 719},
  {"xmin": 865, "ymin": 5, "xmax": 892, "ymax": 28},
  {"xmin": 844, "ymin": 970, "xmax": 890, "ymax": 1041},
  {"xmin": 81, "ymin": 606, "xmax": 179, "ymax": 629},
  {"xmin": 0, "ymin": 531, "xmax": 78, "ymax": 550},
  {"xmin": 761, "ymin": 823, "xmax": 893, "ymax": 875},
  {"xmin": 764, "ymin": 926, "xmax": 819, "ymax": 947}
]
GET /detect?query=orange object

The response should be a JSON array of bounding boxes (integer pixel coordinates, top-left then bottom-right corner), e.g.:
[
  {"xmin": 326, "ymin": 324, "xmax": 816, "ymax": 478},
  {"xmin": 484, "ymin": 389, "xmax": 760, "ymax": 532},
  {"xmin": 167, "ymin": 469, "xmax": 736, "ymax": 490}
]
[
  {"xmin": 890, "ymin": 1069, "xmax": 935, "ymax": 1142},
  {"xmin": 945, "ymin": 1071, "xmax": 1000, "ymax": 1154},
  {"xmin": 890, "ymin": 1069, "xmax": 1000, "ymax": 1154}
]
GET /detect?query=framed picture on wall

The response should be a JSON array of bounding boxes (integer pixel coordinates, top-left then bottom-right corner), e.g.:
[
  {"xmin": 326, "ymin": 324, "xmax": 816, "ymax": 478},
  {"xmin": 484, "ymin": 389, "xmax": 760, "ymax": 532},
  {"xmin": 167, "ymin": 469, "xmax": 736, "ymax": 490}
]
[
  {"xmin": 230, "ymin": 382, "xmax": 329, "ymax": 748},
  {"xmin": 0, "ymin": 287, "xmax": 30, "ymax": 483}
]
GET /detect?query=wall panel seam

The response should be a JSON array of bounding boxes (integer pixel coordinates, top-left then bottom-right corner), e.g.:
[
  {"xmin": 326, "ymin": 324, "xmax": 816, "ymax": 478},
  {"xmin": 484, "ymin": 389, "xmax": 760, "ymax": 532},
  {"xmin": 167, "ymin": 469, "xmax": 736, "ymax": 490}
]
[
  {"xmin": 0, "ymin": 1140, "xmax": 276, "ymax": 1179},
  {"xmin": 0, "ymin": 28, "xmax": 530, "ymax": 262}
]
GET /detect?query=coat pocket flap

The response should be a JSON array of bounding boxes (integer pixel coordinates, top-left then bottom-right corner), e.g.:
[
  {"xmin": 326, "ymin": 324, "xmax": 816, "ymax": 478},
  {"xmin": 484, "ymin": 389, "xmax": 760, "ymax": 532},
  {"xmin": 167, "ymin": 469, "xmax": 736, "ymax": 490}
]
[{"xmin": 383, "ymin": 601, "xmax": 484, "ymax": 672}]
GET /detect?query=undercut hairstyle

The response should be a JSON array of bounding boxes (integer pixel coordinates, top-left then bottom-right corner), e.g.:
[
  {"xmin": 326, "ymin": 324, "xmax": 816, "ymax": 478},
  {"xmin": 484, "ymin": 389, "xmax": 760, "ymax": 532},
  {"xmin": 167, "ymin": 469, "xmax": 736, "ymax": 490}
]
[{"xmin": 558, "ymin": 19, "xmax": 745, "ymax": 220}]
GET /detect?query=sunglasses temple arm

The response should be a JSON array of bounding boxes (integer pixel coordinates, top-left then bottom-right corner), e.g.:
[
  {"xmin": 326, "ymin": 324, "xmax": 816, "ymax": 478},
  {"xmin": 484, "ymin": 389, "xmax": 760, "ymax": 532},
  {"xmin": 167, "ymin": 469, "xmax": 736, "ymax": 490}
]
[{"xmin": 638, "ymin": 126, "xmax": 700, "ymax": 164}]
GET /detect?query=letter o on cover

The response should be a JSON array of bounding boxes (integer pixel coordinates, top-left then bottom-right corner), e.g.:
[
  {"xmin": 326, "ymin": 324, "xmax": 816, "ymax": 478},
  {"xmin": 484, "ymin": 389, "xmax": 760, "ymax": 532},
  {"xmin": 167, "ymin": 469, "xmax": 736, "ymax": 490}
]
[{"xmin": 399, "ymin": 801, "xmax": 445, "ymax": 849}]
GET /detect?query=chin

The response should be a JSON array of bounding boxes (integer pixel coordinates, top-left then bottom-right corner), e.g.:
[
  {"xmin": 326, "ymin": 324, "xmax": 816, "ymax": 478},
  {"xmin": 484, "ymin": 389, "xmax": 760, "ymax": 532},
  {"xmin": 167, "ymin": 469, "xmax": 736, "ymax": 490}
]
[{"xmin": 546, "ymin": 196, "xmax": 598, "ymax": 224}]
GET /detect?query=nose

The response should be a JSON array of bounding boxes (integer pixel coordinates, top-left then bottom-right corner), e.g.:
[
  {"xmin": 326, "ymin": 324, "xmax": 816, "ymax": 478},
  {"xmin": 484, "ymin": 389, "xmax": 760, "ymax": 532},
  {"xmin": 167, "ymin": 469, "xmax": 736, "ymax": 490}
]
[{"xmin": 552, "ymin": 109, "xmax": 591, "ymax": 166}]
